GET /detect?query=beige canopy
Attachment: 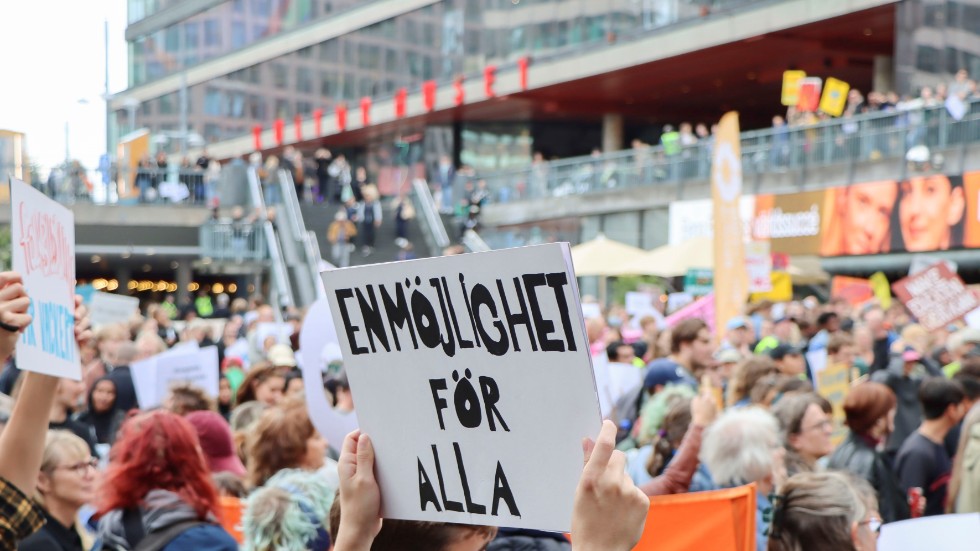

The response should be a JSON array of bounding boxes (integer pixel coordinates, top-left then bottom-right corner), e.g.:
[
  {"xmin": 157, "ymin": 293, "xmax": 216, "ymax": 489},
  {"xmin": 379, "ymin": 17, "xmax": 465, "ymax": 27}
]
[
  {"xmin": 619, "ymin": 236, "xmax": 714, "ymax": 278},
  {"xmin": 570, "ymin": 234, "xmax": 646, "ymax": 277}
]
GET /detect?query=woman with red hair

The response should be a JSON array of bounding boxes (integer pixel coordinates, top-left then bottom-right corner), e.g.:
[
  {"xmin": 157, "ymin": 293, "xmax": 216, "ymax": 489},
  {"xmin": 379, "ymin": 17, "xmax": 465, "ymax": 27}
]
[{"xmin": 93, "ymin": 410, "xmax": 237, "ymax": 550}]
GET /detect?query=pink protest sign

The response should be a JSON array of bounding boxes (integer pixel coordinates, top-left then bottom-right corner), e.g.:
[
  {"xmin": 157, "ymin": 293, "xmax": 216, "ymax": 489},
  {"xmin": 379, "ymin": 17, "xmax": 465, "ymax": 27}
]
[
  {"xmin": 10, "ymin": 177, "xmax": 80, "ymax": 379},
  {"xmin": 665, "ymin": 293, "xmax": 716, "ymax": 334}
]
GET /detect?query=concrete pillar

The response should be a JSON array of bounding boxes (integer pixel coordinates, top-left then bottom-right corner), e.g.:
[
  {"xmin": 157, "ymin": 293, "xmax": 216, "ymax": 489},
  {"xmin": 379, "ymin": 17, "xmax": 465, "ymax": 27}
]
[
  {"xmin": 115, "ymin": 267, "xmax": 131, "ymax": 296},
  {"xmin": 176, "ymin": 261, "xmax": 192, "ymax": 306},
  {"xmin": 873, "ymin": 55, "xmax": 894, "ymax": 93},
  {"xmin": 602, "ymin": 113, "xmax": 624, "ymax": 152}
]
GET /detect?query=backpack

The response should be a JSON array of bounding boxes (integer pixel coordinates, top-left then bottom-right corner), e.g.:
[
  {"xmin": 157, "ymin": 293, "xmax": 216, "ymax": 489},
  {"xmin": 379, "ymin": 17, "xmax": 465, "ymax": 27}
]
[{"xmin": 122, "ymin": 508, "xmax": 207, "ymax": 551}]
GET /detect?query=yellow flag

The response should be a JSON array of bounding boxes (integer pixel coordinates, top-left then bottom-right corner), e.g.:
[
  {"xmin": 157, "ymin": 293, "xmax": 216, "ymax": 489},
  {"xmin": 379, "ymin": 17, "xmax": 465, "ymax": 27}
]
[
  {"xmin": 869, "ymin": 271, "xmax": 892, "ymax": 309},
  {"xmin": 819, "ymin": 77, "xmax": 850, "ymax": 117},
  {"xmin": 781, "ymin": 70, "xmax": 806, "ymax": 106},
  {"xmin": 712, "ymin": 112, "xmax": 747, "ymax": 333},
  {"xmin": 749, "ymin": 272, "xmax": 792, "ymax": 303}
]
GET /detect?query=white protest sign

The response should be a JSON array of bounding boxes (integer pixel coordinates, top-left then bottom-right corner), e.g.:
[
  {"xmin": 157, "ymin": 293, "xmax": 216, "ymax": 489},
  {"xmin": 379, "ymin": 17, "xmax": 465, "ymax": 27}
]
[
  {"xmin": 581, "ymin": 302, "xmax": 602, "ymax": 320},
  {"xmin": 625, "ymin": 291, "xmax": 655, "ymax": 317},
  {"xmin": 131, "ymin": 344, "xmax": 219, "ymax": 409},
  {"xmin": 879, "ymin": 513, "xmax": 980, "ymax": 551},
  {"xmin": 299, "ymin": 297, "xmax": 358, "ymax": 451},
  {"xmin": 89, "ymin": 291, "xmax": 140, "ymax": 327},
  {"xmin": 321, "ymin": 243, "xmax": 601, "ymax": 531},
  {"xmin": 9, "ymin": 177, "xmax": 80, "ymax": 380},
  {"xmin": 256, "ymin": 322, "xmax": 293, "ymax": 346}
]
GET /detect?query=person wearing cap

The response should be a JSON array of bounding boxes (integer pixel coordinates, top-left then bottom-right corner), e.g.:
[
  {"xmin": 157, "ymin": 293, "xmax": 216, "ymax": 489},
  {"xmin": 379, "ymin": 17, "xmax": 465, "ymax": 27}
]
[
  {"xmin": 807, "ymin": 312, "xmax": 841, "ymax": 353},
  {"xmin": 185, "ymin": 410, "xmax": 247, "ymax": 478},
  {"xmin": 267, "ymin": 343, "xmax": 298, "ymax": 372},
  {"xmin": 872, "ymin": 347, "xmax": 926, "ymax": 459},
  {"xmin": 754, "ymin": 316, "xmax": 797, "ymax": 355},
  {"xmin": 721, "ymin": 317, "xmax": 753, "ymax": 357},
  {"xmin": 709, "ymin": 348, "xmax": 742, "ymax": 390},
  {"xmin": 944, "ymin": 327, "xmax": 980, "ymax": 378},
  {"xmin": 769, "ymin": 344, "xmax": 806, "ymax": 378}
]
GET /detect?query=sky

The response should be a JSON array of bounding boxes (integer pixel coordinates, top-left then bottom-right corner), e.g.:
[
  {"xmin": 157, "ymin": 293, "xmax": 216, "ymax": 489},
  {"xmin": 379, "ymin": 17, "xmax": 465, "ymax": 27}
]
[{"xmin": 0, "ymin": 0, "xmax": 128, "ymax": 178}]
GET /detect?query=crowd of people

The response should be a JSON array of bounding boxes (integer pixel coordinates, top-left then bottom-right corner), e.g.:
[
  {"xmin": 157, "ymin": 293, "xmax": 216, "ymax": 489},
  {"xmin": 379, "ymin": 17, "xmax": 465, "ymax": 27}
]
[{"xmin": 2, "ymin": 255, "xmax": 979, "ymax": 550}]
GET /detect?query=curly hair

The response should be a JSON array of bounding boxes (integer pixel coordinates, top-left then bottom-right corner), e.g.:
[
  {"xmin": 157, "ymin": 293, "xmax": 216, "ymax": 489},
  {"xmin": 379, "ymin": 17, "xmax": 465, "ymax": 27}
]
[
  {"xmin": 246, "ymin": 397, "xmax": 316, "ymax": 488},
  {"xmin": 97, "ymin": 410, "xmax": 219, "ymax": 520},
  {"xmin": 165, "ymin": 381, "xmax": 215, "ymax": 416},
  {"xmin": 243, "ymin": 469, "xmax": 336, "ymax": 551}
]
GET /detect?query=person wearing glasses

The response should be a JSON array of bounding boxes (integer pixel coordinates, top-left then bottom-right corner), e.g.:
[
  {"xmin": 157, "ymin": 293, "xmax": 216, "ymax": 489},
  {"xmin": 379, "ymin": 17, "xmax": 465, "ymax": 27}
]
[
  {"xmin": 18, "ymin": 431, "xmax": 97, "ymax": 551},
  {"xmin": 767, "ymin": 471, "xmax": 881, "ymax": 551},
  {"xmin": 771, "ymin": 393, "xmax": 835, "ymax": 477}
]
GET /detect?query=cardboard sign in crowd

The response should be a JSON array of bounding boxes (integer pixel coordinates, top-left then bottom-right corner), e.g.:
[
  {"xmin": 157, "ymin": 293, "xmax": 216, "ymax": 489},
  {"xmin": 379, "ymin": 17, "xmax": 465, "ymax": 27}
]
[
  {"xmin": 9, "ymin": 177, "xmax": 80, "ymax": 380},
  {"xmin": 892, "ymin": 263, "xmax": 979, "ymax": 331},
  {"xmin": 320, "ymin": 243, "xmax": 601, "ymax": 531}
]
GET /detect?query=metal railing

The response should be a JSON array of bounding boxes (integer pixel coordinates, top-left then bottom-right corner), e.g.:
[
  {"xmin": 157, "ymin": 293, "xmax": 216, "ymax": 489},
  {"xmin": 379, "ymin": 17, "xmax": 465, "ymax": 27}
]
[
  {"xmin": 412, "ymin": 178, "xmax": 452, "ymax": 255},
  {"xmin": 276, "ymin": 169, "xmax": 320, "ymax": 307},
  {"xmin": 247, "ymin": 167, "xmax": 294, "ymax": 313},
  {"xmin": 471, "ymin": 99, "xmax": 980, "ymax": 203},
  {"xmin": 199, "ymin": 222, "xmax": 266, "ymax": 261}
]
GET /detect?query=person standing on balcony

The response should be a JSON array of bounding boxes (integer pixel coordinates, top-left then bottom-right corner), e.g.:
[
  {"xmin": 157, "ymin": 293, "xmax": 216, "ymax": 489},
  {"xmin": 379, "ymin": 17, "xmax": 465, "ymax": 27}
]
[
  {"xmin": 328, "ymin": 154, "xmax": 352, "ymax": 203},
  {"xmin": 262, "ymin": 156, "xmax": 280, "ymax": 204},
  {"xmin": 435, "ymin": 154, "xmax": 455, "ymax": 214},
  {"xmin": 357, "ymin": 185, "xmax": 382, "ymax": 257},
  {"xmin": 314, "ymin": 148, "xmax": 332, "ymax": 203},
  {"xmin": 328, "ymin": 210, "xmax": 357, "ymax": 268}
]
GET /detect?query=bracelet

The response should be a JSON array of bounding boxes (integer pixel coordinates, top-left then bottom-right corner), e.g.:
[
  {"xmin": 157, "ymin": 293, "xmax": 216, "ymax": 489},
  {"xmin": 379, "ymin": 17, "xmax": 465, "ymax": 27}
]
[{"xmin": 0, "ymin": 320, "xmax": 21, "ymax": 333}]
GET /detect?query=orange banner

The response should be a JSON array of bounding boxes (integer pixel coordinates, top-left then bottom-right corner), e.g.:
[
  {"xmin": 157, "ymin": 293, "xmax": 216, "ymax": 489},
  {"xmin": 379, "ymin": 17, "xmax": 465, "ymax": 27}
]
[
  {"xmin": 712, "ymin": 112, "xmax": 748, "ymax": 333},
  {"xmin": 634, "ymin": 484, "xmax": 757, "ymax": 551}
]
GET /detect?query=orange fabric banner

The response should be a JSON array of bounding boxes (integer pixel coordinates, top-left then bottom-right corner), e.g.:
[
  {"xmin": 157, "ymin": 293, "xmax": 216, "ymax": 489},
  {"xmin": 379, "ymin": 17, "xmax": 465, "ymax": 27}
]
[
  {"xmin": 712, "ymin": 112, "xmax": 748, "ymax": 333},
  {"xmin": 633, "ymin": 484, "xmax": 757, "ymax": 551}
]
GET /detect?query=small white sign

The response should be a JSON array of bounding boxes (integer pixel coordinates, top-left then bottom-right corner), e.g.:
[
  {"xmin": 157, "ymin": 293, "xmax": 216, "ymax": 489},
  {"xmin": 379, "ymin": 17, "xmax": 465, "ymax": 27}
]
[
  {"xmin": 879, "ymin": 513, "xmax": 980, "ymax": 551},
  {"xmin": 581, "ymin": 302, "xmax": 602, "ymax": 320},
  {"xmin": 10, "ymin": 177, "xmax": 80, "ymax": 380},
  {"xmin": 131, "ymin": 344, "xmax": 219, "ymax": 409},
  {"xmin": 256, "ymin": 322, "xmax": 294, "ymax": 347},
  {"xmin": 299, "ymin": 297, "xmax": 359, "ymax": 451},
  {"xmin": 89, "ymin": 291, "xmax": 140, "ymax": 327},
  {"xmin": 321, "ymin": 243, "xmax": 600, "ymax": 531},
  {"xmin": 625, "ymin": 291, "xmax": 655, "ymax": 317}
]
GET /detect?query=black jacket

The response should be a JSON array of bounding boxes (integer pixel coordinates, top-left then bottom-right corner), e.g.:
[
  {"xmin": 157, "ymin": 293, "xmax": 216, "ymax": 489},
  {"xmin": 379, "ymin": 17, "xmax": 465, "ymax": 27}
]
[
  {"xmin": 872, "ymin": 359, "xmax": 924, "ymax": 456},
  {"xmin": 828, "ymin": 432, "xmax": 910, "ymax": 523},
  {"xmin": 18, "ymin": 509, "xmax": 84, "ymax": 551},
  {"xmin": 106, "ymin": 366, "xmax": 138, "ymax": 412},
  {"xmin": 488, "ymin": 530, "xmax": 572, "ymax": 551}
]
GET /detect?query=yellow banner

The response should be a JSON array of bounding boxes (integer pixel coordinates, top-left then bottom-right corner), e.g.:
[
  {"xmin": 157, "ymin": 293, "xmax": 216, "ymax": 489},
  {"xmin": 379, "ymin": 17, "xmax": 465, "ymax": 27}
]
[
  {"xmin": 749, "ymin": 271, "xmax": 792, "ymax": 303},
  {"xmin": 869, "ymin": 271, "xmax": 892, "ymax": 309},
  {"xmin": 712, "ymin": 112, "xmax": 748, "ymax": 333},
  {"xmin": 819, "ymin": 77, "xmax": 850, "ymax": 117},
  {"xmin": 816, "ymin": 363, "xmax": 851, "ymax": 447},
  {"xmin": 781, "ymin": 70, "xmax": 807, "ymax": 107}
]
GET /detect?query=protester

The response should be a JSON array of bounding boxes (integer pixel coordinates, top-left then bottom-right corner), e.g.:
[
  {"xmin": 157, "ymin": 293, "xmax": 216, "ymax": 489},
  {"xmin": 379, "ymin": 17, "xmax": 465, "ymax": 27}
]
[
  {"xmin": 245, "ymin": 398, "xmax": 327, "ymax": 489},
  {"xmin": 895, "ymin": 377, "xmax": 967, "ymax": 516},
  {"xmin": 42, "ymin": 378, "xmax": 97, "ymax": 456},
  {"xmin": 17, "ymin": 431, "xmax": 96, "ymax": 551},
  {"xmin": 186, "ymin": 410, "xmax": 247, "ymax": 477},
  {"xmin": 329, "ymin": 421, "xmax": 649, "ymax": 551},
  {"xmin": 94, "ymin": 410, "xmax": 238, "ymax": 550},
  {"xmin": 74, "ymin": 377, "xmax": 125, "ymax": 446},
  {"xmin": 728, "ymin": 357, "xmax": 778, "ymax": 407},
  {"xmin": 235, "ymin": 362, "xmax": 285, "ymax": 408},
  {"xmin": 767, "ymin": 471, "xmax": 880, "ymax": 551},
  {"xmin": 163, "ymin": 382, "xmax": 215, "ymax": 416},
  {"xmin": 700, "ymin": 408, "xmax": 786, "ymax": 551},
  {"xmin": 828, "ymin": 381, "xmax": 910, "ymax": 522},
  {"xmin": 242, "ymin": 468, "xmax": 335, "ymax": 551},
  {"xmin": 104, "ymin": 342, "xmax": 138, "ymax": 412},
  {"xmin": 771, "ymin": 393, "xmax": 834, "ymax": 476},
  {"xmin": 948, "ymin": 402, "xmax": 980, "ymax": 513},
  {"xmin": 873, "ymin": 347, "xmax": 925, "ymax": 458},
  {"xmin": 769, "ymin": 344, "xmax": 807, "ymax": 379}
]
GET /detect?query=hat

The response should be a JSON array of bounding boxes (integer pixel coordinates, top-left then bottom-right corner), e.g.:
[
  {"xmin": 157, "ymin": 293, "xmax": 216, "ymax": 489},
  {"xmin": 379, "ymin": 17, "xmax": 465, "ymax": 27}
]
[
  {"xmin": 267, "ymin": 344, "xmax": 297, "ymax": 367},
  {"xmin": 726, "ymin": 317, "xmax": 749, "ymax": 331},
  {"xmin": 774, "ymin": 316, "xmax": 796, "ymax": 325},
  {"xmin": 185, "ymin": 411, "xmax": 246, "ymax": 477},
  {"xmin": 769, "ymin": 343, "xmax": 803, "ymax": 360},
  {"xmin": 902, "ymin": 347, "xmax": 922, "ymax": 362},
  {"xmin": 715, "ymin": 348, "xmax": 742, "ymax": 364},
  {"xmin": 644, "ymin": 359, "xmax": 697, "ymax": 390}
]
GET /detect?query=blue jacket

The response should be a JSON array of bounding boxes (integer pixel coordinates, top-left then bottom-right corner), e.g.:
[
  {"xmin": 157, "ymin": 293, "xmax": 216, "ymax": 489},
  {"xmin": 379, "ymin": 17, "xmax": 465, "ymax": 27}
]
[{"xmin": 162, "ymin": 525, "xmax": 238, "ymax": 551}]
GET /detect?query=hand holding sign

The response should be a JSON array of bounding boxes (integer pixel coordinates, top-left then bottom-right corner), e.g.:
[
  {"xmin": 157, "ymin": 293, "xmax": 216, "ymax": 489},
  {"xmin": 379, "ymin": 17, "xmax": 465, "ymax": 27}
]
[
  {"xmin": 335, "ymin": 430, "xmax": 382, "ymax": 551},
  {"xmin": 0, "ymin": 273, "xmax": 32, "ymax": 361},
  {"xmin": 572, "ymin": 420, "xmax": 649, "ymax": 550}
]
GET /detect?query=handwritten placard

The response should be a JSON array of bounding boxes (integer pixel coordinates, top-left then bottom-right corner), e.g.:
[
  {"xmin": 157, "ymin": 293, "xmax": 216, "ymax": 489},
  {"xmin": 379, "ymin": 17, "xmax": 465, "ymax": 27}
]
[
  {"xmin": 320, "ymin": 243, "xmax": 600, "ymax": 531},
  {"xmin": 89, "ymin": 291, "xmax": 140, "ymax": 327},
  {"xmin": 892, "ymin": 263, "xmax": 979, "ymax": 331},
  {"xmin": 9, "ymin": 177, "xmax": 80, "ymax": 379},
  {"xmin": 131, "ymin": 344, "xmax": 219, "ymax": 409},
  {"xmin": 815, "ymin": 362, "xmax": 850, "ymax": 447}
]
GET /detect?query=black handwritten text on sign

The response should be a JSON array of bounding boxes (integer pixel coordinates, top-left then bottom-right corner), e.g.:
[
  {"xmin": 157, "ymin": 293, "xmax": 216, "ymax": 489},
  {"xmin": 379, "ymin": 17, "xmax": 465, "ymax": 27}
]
[{"xmin": 334, "ymin": 272, "xmax": 578, "ymax": 358}]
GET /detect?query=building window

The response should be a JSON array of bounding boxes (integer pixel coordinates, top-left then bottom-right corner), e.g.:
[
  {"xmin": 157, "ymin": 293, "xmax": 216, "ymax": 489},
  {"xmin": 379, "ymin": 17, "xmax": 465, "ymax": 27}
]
[
  {"xmin": 248, "ymin": 95, "xmax": 267, "ymax": 119},
  {"xmin": 296, "ymin": 67, "xmax": 313, "ymax": 93},
  {"xmin": 204, "ymin": 19, "xmax": 221, "ymax": 46},
  {"xmin": 298, "ymin": 46, "xmax": 313, "ymax": 58},
  {"xmin": 274, "ymin": 99, "xmax": 290, "ymax": 118},
  {"xmin": 204, "ymin": 88, "xmax": 223, "ymax": 116},
  {"xmin": 230, "ymin": 92, "xmax": 246, "ymax": 117},
  {"xmin": 296, "ymin": 101, "xmax": 312, "ymax": 116},
  {"xmin": 159, "ymin": 94, "xmax": 174, "ymax": 115},
  {"xmin": 272, "ymin": 64, "xmax": 288, "ymax": 88},
  {"xmin": 319, "ymin": 40, "xmax": 338, "ymax": 61},
  {"xmin": 319, "ymin": 72, "xmax": 336, "ymax": 97},
  {"xmin": 232, "ymin": 21, "xmax": 246, "ymax": 49}
]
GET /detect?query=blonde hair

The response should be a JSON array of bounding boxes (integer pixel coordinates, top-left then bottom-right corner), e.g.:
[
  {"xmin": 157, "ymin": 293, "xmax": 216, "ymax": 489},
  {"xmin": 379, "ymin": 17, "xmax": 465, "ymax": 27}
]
[{"xmin": 37, "ymin": 431, "xmax": 91, "ymax": 501}]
